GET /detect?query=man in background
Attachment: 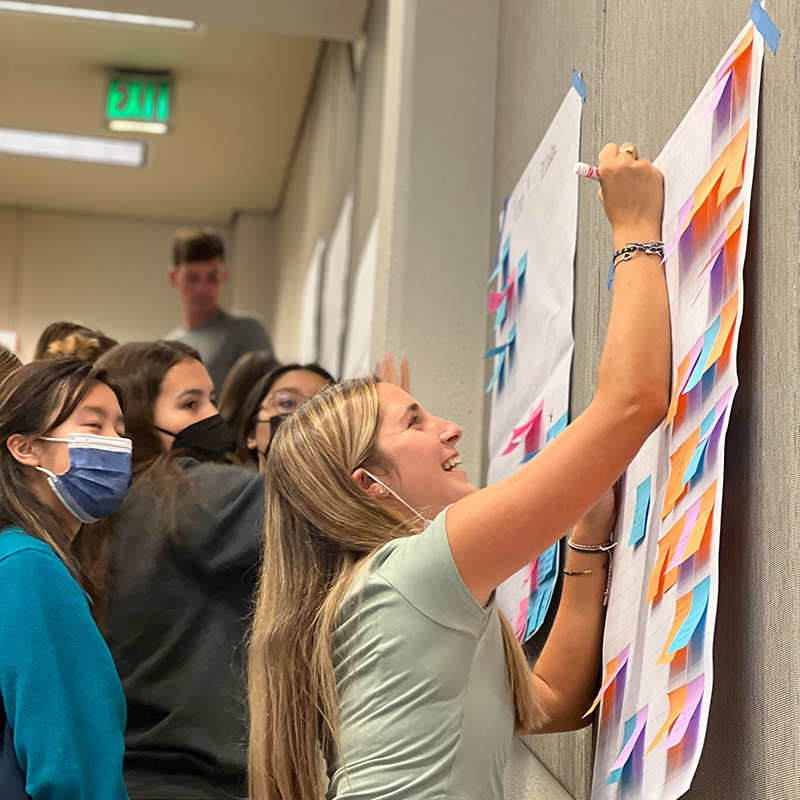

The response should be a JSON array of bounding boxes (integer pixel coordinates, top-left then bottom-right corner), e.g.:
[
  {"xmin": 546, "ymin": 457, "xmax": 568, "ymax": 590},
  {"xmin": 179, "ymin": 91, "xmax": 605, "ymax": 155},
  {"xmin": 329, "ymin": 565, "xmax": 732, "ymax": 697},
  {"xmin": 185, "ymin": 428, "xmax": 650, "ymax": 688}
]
[{"xmin": 165, "ymin": 228, "xmax": 274, "ymax": 395}]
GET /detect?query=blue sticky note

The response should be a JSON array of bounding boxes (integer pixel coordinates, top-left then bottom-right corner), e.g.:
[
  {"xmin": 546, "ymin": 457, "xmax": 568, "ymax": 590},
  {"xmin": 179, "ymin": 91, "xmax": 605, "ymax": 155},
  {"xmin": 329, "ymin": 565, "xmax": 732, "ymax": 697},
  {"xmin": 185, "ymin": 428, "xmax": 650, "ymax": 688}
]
[
  {"xmin": 606, "ymin": 714, "xmax": 638, "ymax": 785},
  {"xmin": 750, "ymin": 0, "xmax": 781, "ymax": 54},
  {"xmin": 537, "ymin": 544, "xmax": 558, "ymax": 581},
  {"xmin": 484, "ymin": 344, "xmax": 505, "ymax": 359},
  {"xmin": 520, "ymin": 450, "xmax": 539, "ymax": 465},
  {"xmin": 485, "ymin": 348, "xmax": 506, "ymax": 394},
  {"xmin": 507, "ymin": 323, "xmax": 517, "ymax": 349},
  {"xmin": 667, "ymin": 576, "xmax": 711, "ymax": 654},
  {"xmin": 700, "ymin": 407, "xmax": 716, "ymax": 440},
  {"xmin": 517, "ymin": 251, "xmax": 528, "ymax": 288},
  {"xmin": 572, "ymin": 68, "xmax": 587, "ymax": 101},
  {"xmin": 629, "ymin": 476, "xmax": 652, "ymax": 546},
  {"xmin": 683, "ymin": 437, "xmax": 711, "ymax": 487},
  {"xmin": 501, "ymin": 235, "xmax": 510, "ymax": 262},
  {"xmin": 684, "ymin": 315, "xmax": 721, "ymax": 393},
  {"xmin": 494, "ymin": 295, "xmax": 508, "ymax": 330},
  {"xmin": 607, "ymin": 254, "xmax": 616, "ymax": 291},
  {"xmin": 546, "ymin": 411, "xmax": 569, "ymax": 443},
  {"xmin": 524, "ymin": 582, "xmax": 555, "ymax": 640},
  {"xmin": 488, "ymin": 260, "xmax": 502, "ymax": 284}
]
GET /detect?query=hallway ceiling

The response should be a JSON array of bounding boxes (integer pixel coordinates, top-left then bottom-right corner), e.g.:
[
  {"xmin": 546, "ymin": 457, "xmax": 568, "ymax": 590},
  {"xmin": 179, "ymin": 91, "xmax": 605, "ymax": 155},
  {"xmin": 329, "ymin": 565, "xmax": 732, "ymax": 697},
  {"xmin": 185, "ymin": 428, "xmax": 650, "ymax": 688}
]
[{"xmin": 0, "ymin": 1, "xmax": 368, "ymax": 221}]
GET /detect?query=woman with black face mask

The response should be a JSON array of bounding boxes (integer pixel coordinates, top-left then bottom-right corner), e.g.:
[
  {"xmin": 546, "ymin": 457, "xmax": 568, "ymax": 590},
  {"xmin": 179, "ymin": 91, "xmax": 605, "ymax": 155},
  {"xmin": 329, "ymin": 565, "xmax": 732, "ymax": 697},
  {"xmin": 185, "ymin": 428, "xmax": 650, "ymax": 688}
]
[
  {"xmin": 232, "ymin": 363, "xmax": 334, "ymax": 472},
  {"xmin": 92, "ymin": 340, "xmax": 265, "ymax": 800}
]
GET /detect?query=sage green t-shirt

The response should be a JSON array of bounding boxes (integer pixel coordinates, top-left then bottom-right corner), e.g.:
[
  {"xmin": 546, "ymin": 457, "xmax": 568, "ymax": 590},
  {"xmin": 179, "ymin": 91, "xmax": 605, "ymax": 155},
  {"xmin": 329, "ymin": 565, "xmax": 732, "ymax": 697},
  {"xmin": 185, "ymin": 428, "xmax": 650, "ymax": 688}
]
[{"xmin": 327, "ymin": 509, "xmax": 514, "ymax": 800}]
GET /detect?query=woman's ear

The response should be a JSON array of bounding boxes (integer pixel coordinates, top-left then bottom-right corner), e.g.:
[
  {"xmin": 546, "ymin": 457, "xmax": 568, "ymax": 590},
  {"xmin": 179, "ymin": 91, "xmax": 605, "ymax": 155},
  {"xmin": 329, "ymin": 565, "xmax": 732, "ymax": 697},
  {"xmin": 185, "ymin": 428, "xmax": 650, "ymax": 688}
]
[
  {"xmin": 352, "ymin": 468, "xmax": 387, "ymax": 498},
  {"xmin": 6, "ymin": 434, "xmax": 43, "ymax": 468}
]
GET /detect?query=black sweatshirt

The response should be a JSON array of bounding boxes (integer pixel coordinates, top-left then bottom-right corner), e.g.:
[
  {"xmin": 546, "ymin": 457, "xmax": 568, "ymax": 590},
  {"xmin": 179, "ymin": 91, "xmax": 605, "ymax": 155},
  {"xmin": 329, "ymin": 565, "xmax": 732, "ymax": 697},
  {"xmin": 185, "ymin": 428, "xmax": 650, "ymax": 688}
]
[{"xmin": 105, "ymin": 458, "xmax": 265, "ymax": 799}]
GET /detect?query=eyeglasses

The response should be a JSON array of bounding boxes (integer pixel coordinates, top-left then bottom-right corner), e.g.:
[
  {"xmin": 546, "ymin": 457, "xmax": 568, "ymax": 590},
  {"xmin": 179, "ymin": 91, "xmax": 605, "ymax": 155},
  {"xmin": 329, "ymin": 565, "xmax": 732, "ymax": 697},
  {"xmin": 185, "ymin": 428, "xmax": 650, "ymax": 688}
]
[{"xmin": 254, "ymin": 389, "xmax": 314, "ymax": 423}]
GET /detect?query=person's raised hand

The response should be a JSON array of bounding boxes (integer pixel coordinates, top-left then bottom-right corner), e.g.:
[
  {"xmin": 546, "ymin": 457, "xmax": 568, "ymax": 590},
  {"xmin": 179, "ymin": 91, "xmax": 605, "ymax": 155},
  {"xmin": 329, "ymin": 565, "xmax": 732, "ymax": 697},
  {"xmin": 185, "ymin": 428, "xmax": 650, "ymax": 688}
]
[
  {"xmin": 597, "ymin": 142, "xmax": 664, "ymax": 246},
  {"xmin": 376, "ymin": 353, "xmax": 410, "ymax": 393}
]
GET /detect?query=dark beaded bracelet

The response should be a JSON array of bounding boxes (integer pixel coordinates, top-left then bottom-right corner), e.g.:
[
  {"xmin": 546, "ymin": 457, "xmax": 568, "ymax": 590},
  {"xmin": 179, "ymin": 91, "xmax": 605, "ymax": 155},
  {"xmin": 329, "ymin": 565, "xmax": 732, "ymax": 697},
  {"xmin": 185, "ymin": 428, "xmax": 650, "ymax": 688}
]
[{"xmin": 607, "ymin": 240, "xmax": 665, "ymax": 290}]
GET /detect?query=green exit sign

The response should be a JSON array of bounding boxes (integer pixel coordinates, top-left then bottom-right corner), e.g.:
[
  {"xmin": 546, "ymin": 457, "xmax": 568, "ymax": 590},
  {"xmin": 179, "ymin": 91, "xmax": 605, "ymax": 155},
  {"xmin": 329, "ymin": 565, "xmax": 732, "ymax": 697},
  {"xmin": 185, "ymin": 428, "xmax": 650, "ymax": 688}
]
[{"xmin": 107, "ymin": 74, "xmax": 171, "ymax": 125}]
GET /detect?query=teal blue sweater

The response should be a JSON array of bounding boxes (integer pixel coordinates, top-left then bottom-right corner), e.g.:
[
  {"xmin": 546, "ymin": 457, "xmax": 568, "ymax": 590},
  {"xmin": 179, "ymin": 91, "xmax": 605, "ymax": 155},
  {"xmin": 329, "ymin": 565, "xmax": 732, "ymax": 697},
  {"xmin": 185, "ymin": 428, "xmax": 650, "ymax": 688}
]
[{"xmin": 0, "ymin": 528, "xmax": 128, "ymax": 800}]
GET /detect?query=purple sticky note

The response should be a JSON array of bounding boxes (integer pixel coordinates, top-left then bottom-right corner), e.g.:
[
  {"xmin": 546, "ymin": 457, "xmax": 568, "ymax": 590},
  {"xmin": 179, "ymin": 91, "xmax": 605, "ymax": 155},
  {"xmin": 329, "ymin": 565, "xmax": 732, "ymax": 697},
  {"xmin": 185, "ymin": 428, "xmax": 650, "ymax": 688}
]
[
  {"xmin": 665, "ymin": 195, "xmax": 695, "ymax": 260},
  {"xmin": 666, "ymin": 674, "xmax": 705, "ymax": 748},
  {"xmin": 704, "ymin": 71, "xmax": 733, "ymax": 119}
]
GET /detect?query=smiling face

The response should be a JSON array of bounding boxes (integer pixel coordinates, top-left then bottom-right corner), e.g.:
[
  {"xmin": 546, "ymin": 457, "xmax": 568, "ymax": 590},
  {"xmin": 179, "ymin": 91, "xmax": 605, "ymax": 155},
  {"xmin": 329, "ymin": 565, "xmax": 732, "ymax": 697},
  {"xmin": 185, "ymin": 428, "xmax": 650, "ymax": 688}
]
[
  {"xmin": 153, "ymin": 358, "xmax": 218, "ymax": 450},
  {"xmin": 9, "ymin": 381, "xmax": 126, "ymax": 536},
  {"xmin": 372, "ymin": 382, "xmax": 478, "ymax": 519}
]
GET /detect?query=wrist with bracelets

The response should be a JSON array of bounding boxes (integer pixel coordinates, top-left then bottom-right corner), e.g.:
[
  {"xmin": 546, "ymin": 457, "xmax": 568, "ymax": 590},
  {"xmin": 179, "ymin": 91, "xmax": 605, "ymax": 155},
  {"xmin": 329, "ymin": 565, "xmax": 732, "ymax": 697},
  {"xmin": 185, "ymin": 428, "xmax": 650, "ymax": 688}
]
[
  {"xmin": 563, "ymin": 536, "xmax": 617, "ymax": 606},
  {"xmin": 607, "ymin": 240, "xmax": 665, "ymax": 290}
]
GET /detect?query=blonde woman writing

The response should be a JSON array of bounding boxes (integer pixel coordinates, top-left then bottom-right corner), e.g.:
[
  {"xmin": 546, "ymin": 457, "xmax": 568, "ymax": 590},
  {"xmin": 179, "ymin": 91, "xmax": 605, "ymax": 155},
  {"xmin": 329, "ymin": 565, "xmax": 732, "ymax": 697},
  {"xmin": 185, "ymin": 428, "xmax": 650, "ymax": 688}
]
[{"xmin": 248, "ymin": 142, "xmax": 669, "ymax": 800}]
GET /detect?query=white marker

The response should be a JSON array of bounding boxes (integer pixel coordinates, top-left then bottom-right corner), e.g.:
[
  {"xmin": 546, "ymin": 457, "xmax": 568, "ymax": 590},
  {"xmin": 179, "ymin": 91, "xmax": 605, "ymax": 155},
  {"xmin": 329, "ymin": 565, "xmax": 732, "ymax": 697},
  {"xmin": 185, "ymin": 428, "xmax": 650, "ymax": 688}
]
[{"xmin": 574, "ymin": 161, "xmax": 600, "ymax": 181}]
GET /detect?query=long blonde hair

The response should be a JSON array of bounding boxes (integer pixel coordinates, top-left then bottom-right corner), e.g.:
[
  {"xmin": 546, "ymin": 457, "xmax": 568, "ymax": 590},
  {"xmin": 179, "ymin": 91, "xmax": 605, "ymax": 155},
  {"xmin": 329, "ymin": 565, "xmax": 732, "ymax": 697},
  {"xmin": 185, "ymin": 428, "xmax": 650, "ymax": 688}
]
[{"xmin": 247, "ymin": 377, "xmax": 544, "ymax": 800}]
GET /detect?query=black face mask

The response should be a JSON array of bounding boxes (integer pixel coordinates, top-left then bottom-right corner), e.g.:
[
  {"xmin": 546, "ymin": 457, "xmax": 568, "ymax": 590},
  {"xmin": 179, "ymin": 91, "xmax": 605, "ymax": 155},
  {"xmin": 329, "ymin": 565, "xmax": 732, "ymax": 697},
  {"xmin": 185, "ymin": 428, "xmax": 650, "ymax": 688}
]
[
  {"xmin": 158, "ymin": 414, "xmax": 234, "ymax": 463},
  {"xmin": 260, "ymin": 414, "xmax": 292, "ymax": 458}
]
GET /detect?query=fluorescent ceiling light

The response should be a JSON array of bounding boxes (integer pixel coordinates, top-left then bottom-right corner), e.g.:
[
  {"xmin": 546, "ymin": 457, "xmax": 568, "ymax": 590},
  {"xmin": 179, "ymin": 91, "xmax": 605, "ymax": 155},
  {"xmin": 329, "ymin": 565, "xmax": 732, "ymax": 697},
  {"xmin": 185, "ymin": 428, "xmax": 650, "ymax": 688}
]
[
  {"xmin": 108, "ymin": 120, "xmax": 168, "ymax": 135},
  {"xmin": 0, "ymin": 127, "xmax": 146, "ymax": 167},
  {"xmin": 0, "ymin": 2, "xmax": 198, "ymax": 30}
]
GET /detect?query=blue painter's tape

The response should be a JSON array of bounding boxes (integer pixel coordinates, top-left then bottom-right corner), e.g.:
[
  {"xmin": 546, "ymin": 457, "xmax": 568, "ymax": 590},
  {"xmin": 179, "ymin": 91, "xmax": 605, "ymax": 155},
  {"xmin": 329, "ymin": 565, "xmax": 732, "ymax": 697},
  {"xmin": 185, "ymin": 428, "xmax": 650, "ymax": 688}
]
[
  {"xmin": 750, "ymin": 0, "xmax": 780, "ymax": 54},
  {"xmin": 572, "ymin": 69, "xmax": 587, "ymax": 101}
]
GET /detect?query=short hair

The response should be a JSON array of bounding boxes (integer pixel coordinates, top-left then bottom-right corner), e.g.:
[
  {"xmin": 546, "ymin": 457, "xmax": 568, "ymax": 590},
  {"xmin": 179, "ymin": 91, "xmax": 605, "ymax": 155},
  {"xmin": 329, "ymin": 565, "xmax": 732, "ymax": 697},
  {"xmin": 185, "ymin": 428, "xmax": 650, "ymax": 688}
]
[{"xmin": 172, "ymin": 228, "xmax": 225, "ymax": 267}]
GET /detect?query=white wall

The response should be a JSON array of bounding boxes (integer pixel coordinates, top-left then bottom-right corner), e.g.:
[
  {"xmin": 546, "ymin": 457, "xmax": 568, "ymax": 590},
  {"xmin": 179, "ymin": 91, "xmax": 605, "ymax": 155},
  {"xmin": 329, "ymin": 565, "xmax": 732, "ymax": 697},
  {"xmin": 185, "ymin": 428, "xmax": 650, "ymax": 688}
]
[{"xmin": 0, "ymin": 207, "xmax": 234, "ymax": 361}]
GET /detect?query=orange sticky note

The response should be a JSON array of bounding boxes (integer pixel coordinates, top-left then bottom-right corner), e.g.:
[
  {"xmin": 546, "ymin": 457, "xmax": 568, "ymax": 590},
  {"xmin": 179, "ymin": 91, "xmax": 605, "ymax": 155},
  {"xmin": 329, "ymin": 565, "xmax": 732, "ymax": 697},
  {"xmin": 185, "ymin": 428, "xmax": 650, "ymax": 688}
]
[
  {"xmin": 666, "ymin": 351, "xmax": 694, "ymax": 427},
  {"xmin": 647, "ymin": 519, "xmax": 684, "ymax": 604},
  {"xmin": 661, "ymin": 428, "xmax": 701, "ymax": 519},
  {"xmin": 726, "ymin": 204, "xmax": 744, "ymax": 239},
  {"xmin": 716, "ymin": 122, "xmax": 749, "ymax": 206},
  {"xmin": 718, "ymin": 25, "xmax": 754, "ymax": 82},
  {"xmin": 645, "ymin": 684, "xmax": 688, "ymax": 756},
  {"xmin": 683, "ymin": 481, "xmax": 717, "ymax": 560},
  {"xmin": 656, "ymin": 592, "xmax": 693, "ymax": 665},
  {"xmin": 663, "ymin": 562, "xmax": 679, "ymax": 594},
  {"xmin": 704, "ymin": 293, "xmax": 739, "ymax": 372}
]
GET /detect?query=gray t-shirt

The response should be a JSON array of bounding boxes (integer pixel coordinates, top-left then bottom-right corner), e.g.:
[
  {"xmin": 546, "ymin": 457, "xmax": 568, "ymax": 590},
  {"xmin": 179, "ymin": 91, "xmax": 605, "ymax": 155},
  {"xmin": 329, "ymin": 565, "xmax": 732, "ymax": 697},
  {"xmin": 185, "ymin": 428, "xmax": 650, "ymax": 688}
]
[
  {"xmin": 328, "ymin": 509, "xmax": 514, "ymax": 800},
  {"xmin": 166, "ymin": 309, "xmax": 273, "ymax": 394}
]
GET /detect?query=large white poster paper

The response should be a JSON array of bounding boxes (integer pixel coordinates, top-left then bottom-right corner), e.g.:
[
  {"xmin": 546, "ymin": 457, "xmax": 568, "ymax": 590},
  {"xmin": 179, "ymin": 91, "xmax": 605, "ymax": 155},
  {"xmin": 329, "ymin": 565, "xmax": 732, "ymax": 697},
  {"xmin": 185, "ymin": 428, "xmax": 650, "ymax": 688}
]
[
  {"xmin": 590, "ymin": 21, "xmax": 763, "ymax": 800},
  {"xmin": 486, "ymin": 83, "xmax": 583, "ymax": 641},
  {"xmin": 297, "ymin": 236, "xmax": 326, "ymax": 363},
  {"xmin": 342, "ymin": 216, "xmax": 378, "ymax": 380},
  {"xmin": 319, "ymin": 191, "xmax": 354, "ymax": 377}
]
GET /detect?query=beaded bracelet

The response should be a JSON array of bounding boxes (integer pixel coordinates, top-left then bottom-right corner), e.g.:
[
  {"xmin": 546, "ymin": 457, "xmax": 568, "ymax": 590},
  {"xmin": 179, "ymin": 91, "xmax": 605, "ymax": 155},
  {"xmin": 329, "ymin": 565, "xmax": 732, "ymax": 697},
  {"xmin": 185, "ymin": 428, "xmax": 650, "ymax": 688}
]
[{"xmin": 607, "ymin": 240, "xmax": 665, "ymax": 290}]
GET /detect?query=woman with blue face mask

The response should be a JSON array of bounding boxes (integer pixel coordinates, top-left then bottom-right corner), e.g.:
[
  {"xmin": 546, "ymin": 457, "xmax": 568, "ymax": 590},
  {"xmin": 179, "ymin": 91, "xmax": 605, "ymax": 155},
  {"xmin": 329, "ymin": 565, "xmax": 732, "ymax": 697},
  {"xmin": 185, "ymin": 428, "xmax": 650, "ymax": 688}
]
[
  {"xmin": 93, "ymin": 340, "xmax": 266, "ymax": 800},
  {"xmin": 0, "ymin": 359, "xmax": 132, "ymax": 800}
]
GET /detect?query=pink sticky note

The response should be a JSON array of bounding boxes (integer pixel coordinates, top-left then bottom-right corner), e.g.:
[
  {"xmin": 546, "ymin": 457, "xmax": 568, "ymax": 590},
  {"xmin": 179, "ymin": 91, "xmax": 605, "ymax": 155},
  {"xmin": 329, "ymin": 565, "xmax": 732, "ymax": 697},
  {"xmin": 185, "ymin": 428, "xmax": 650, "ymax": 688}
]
[
  {"xmin": 514, "ymin": 597, "xmax": 528, "ymax": 638},
  {"xmin": 527, "ymin": 560, "xmax": 539, "ymax": 592},
  {"xmin": 583, "ymin": 645, "xmax": 630, "ymax": 717},
  {"xmin": 666, "ymin": 674, "xmax": 704, "ymax": 748},
  {"xmin": 488, "ymin": 288, "xmax": 508, "ymax": 314},
  {"xmin": 501, "ymin": 439, "xmax": 520, "ymax": 457},
  {"xmin": 610, "ymin": 706, "xmax": 648, "ymax": 770},
  {"xmin": 666, "ymin": 498, "xmax": 702, "ymax": 571},
  {"xmin": 665, "ymin": 195, "xmax": 694, "ymax": 260}
]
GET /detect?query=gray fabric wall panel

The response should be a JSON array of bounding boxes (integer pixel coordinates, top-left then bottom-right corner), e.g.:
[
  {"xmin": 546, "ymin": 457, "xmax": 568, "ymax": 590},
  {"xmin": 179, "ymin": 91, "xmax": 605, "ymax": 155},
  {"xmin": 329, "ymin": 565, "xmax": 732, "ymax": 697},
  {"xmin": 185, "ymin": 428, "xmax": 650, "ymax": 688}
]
[{"xmin": 493, "ymin": 1, "xmax": 799, "ymax": 798}]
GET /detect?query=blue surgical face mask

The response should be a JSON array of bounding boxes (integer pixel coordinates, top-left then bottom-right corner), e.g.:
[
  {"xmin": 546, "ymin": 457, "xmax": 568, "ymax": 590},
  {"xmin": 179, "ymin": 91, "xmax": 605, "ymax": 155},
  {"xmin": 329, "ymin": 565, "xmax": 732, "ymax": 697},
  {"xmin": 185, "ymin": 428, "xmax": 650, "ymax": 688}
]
[
  {"xmin": 36, "ymin": 433, "xmax": 133, "ymax": 524},
  {"xmin": 363, "ymin": 470, "xmax": 431, "ymax": 526}
]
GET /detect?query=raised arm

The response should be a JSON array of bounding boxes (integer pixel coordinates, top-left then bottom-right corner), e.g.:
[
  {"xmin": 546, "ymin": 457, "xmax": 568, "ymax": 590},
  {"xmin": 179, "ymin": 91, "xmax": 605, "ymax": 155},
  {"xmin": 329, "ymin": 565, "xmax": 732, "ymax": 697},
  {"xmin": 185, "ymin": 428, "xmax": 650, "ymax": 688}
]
[{"xmin": 448, "ymin": 142, "xmax": 670, "ymax": 606}]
